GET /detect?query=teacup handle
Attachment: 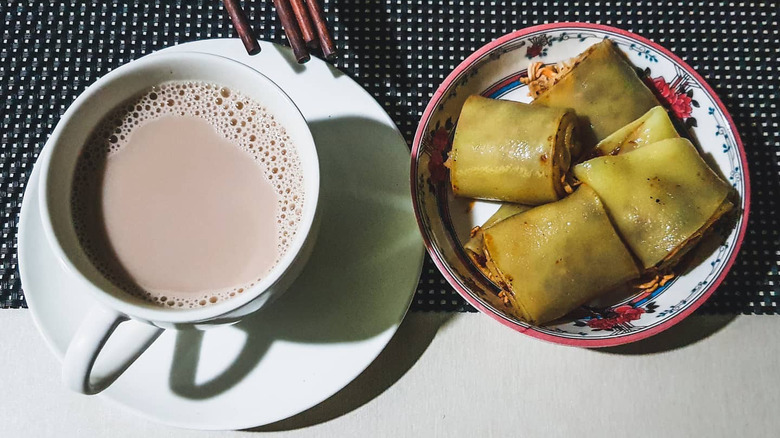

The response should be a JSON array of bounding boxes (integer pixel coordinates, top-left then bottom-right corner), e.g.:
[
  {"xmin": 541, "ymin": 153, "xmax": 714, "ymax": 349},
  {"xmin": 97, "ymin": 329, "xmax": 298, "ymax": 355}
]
[{"xmin": 62, "ymin": 304, "xmax": 163, "ymax": 395}]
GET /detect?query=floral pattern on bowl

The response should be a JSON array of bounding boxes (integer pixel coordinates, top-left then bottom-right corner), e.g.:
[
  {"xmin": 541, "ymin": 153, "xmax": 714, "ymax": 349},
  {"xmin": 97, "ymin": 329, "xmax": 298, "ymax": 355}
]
[{"xmin": 410, "ymin": 23, "xmax": 750, "ymax": 347}]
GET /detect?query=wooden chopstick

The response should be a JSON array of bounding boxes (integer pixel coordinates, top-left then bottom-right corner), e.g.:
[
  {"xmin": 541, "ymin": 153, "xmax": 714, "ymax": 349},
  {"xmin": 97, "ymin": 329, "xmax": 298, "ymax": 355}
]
[
  {"xmin": 305, "ymin": 0, "xmax": 337, "ymax": 59},
  {"xmin": 223, "ymin": 0, "xmax": 335, "ymax": 62},
  {"xmin": 288, "ymin": 0, "xmax": 318, "ymax": 48},
  {"xmin": 272, "ymin": 0, "xmax": 311, "ymax": 63},
  {"xmin": 222, "ymin": 0, "xmax": 261, "ymax": 55}
]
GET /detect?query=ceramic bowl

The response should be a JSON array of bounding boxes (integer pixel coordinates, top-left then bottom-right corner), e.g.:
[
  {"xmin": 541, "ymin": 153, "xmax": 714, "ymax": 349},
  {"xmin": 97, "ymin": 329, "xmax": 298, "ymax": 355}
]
[{"xmin": 410, "ymin": 23, "xmax": 750, "ymax": 347}]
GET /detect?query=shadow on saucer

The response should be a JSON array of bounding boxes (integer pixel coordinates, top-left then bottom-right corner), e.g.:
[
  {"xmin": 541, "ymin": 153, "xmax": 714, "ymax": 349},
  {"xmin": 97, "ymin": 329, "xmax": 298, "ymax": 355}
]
[
  {"xmin": 168, "ymin": 116, "xmax": 427, "ymax": 405},
  {"xmin": 249, "ymin": 312, "xmax": 453, "ymax": 432},
  {"xmin": 269, "ymin": 44, "xmax": 306, "ymax": 75},
  {"xmin": 596, "ymin": 314, "xmax": 736, "ymax": 355},
  {"xmin": 268, "ymin": 43, "xmax": 345, "ymax": 80}
]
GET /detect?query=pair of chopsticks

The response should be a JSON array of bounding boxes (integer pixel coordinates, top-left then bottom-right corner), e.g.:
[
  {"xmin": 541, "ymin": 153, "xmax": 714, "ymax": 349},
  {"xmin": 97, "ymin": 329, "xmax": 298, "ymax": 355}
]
[{"xmin": 222, "ymin": 0, "xmax": 336, "ymax": 63}]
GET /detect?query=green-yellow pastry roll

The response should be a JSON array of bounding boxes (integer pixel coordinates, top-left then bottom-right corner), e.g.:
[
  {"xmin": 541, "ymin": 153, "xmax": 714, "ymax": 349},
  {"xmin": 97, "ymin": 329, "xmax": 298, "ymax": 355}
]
[
  {"xmin": 532, "ymin": 40, "xmax": 659, "ymax": 150},
  {"xmin": 594, "ymin": 106, "xmax": 679, "ymax": 156},
  {"xmin": 449, "ymin": 95, "xmax": 578, "ymax": 205},
  {"xmin": 463, "ymin": 203, "xmax": 532, "ymax": 264},
  {"xmin": 480, "ymin": 185, "xmax": 640, "ymax": 325},
  {"xmin": 573, "ymin": 138, "xmax": 733, "ymax": 269}
]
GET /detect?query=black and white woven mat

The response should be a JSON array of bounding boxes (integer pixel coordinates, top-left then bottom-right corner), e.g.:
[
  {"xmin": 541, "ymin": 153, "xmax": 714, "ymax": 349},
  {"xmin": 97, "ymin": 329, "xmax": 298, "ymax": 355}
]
[{"xmin": 2, "ymin": 1, "xmax": 777, "ymax": 313}]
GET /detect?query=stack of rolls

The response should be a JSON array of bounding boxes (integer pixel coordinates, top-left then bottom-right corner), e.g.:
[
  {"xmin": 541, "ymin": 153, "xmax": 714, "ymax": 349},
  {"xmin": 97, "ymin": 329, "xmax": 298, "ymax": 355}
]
[{"xmin": 450, "ymin": 40, "xmax": 734, "ymax": 325}]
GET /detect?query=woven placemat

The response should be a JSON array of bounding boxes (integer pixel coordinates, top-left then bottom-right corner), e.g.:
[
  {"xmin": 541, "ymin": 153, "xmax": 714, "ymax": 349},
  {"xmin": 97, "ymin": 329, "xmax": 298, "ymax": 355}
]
[{"xmin": 1, "ymin": 1, "xmax": 777, "ymax": 313}]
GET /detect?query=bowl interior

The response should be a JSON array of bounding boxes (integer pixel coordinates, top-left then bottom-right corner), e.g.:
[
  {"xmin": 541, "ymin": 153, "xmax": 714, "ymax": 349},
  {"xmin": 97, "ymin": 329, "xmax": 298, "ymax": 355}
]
[{"xmin": 411, "ymin": 24, "xmax": 749, "ymax": 347}]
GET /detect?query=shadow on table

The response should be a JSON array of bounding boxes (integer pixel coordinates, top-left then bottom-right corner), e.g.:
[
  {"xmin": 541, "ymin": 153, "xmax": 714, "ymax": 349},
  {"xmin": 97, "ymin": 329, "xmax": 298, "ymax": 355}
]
[
  {"xmin": 164, "ymin": 114, "xmax": 436, "ymax": 419},
  {"xmin": 250, "ymin": 312, "xmax": 453, "ymax": 432},
  {"xmin": 596, "ymin": 314, "xmax": 736, "ymax": 355}
]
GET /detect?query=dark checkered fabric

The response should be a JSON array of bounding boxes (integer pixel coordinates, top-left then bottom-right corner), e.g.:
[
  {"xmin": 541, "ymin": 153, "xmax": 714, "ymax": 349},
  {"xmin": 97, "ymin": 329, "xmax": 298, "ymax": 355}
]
[{"xmin": 2, "ymin": 1, "xmax": 777, "ymax": 313}]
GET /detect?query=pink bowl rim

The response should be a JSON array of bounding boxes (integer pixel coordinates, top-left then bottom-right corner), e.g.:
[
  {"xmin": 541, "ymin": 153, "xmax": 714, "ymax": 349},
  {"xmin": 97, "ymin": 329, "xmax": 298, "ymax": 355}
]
[{"xmin": 409, "ymin": 22, "xmax": 752, "ymax": 348}]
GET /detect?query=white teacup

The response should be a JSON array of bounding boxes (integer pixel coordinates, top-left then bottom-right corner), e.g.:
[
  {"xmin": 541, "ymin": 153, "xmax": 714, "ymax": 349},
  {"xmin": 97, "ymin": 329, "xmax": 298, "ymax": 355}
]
[{"xmin": 37, "ymin": 52, "xmax": 320, "ymax": 394}]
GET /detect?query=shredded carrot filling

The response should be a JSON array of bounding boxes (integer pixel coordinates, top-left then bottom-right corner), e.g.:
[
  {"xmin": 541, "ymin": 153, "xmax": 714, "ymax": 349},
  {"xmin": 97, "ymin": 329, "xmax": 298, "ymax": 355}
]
[
  {"xmin": 636, "ymin": 271, "xmax": 676, "ymax": 294},
  {"xmin": 561, "ymin": 174, "xmax": 575, "ymax": 194},
  {"xmin": 520, "ymin": 59, "xmax": 577, "ymax": 98},
  {"xmin": 497, "ymin": 290, "xmax": 511, "ymax": 306},
  {"xmin": 637, "ymin": 275, "xmax": 661, "ymax": 289},
  {"xmin": 659, "ymin": 274, "xmax": 675, "ymax": 286}
]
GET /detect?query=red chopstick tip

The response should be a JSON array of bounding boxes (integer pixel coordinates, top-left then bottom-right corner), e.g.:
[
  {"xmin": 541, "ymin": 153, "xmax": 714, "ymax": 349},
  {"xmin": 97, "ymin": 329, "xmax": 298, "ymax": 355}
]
[
  {"xmin": 323, "ymin": 48, "xmax": 338, "ymax": 61},
  {"xmin": 273, "ymin": 0, "xmax": 311, "ymax": 65},
  {"xmin": 222, "ymin": 0, "xmax": 261, "ymax": 56},
  {"xmin": 304, "ymin": 0, "xmax": 337, "ymax": 60},
  {"xmin": 246, "ymin": 45, "xmax": 261, "ymax": 56}
]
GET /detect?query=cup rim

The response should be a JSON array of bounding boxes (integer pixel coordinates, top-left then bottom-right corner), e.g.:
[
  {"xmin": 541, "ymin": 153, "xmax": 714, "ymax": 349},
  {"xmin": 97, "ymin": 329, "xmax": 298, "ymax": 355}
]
[{"xmin": 37, "ymin": 51, "xmax": 320, "ymax": 324}]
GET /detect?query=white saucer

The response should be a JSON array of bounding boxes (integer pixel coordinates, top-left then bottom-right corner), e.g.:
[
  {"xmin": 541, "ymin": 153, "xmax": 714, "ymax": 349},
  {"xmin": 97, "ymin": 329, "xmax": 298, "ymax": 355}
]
[{"xmin": 18, "ymin": 39, "xmax": 424, "ymax": 430}]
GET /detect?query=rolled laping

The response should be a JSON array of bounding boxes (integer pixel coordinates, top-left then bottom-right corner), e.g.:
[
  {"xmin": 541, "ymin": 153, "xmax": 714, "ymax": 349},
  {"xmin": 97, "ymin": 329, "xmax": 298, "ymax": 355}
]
[{"xmin": 448, "ymin": 95, "xmax": 578, "ymax": 205}]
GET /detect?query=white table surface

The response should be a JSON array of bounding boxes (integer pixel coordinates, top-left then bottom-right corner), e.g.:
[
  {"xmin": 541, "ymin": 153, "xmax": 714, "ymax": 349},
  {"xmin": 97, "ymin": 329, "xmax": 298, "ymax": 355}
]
[{"xmin": 1, "ymin": 310, "xmax": 778, "ymax": 437}]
